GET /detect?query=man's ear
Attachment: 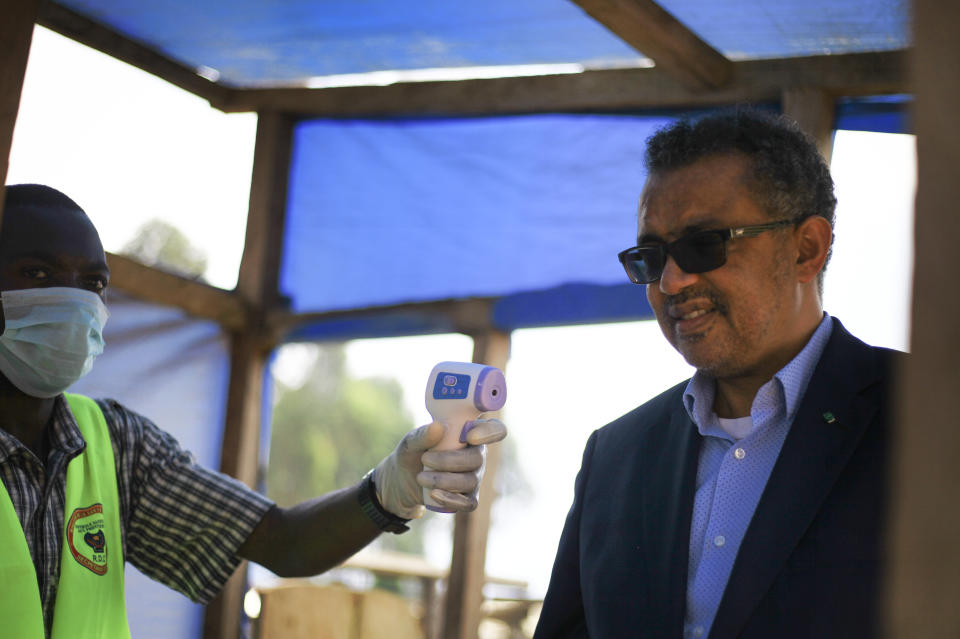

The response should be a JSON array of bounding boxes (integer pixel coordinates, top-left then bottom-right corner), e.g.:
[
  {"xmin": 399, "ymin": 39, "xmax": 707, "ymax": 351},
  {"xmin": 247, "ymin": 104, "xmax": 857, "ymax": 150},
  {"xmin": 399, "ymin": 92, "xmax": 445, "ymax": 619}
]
[{"xmin": 795, "ymin": 215, "xmax": 833, "ymax": 284}]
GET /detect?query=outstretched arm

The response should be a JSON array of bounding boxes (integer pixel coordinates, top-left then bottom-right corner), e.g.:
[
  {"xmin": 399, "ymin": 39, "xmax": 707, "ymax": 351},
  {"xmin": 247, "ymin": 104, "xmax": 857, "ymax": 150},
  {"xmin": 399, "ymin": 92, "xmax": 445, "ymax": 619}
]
[
  {"xmin": 237, "ymin": 482, "xmax": 381, "ymax": 577},
  {"xmin": 237, "ymin": 419, "xmax": 507, "ymax": 577}
]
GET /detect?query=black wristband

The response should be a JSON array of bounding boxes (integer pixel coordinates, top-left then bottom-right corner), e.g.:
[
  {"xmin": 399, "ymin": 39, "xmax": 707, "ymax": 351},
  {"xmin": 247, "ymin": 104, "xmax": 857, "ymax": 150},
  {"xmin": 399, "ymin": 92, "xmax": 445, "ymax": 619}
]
[{"xmin": 358, "ymin": 472, "xmax": 411, "ymax": 534}]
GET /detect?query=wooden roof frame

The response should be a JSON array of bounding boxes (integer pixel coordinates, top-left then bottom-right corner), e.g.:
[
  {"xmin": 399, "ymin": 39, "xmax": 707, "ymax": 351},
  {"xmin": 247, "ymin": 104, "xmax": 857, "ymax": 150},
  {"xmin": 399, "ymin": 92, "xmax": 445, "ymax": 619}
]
[
  {"xmin": 38, "ymin": 2, "xmax": 906, "ymax": 119},
  {"xmin": 215, "ymin": 50, "xmax": 904, "ymax": 116},
  {"xmin": 570, "ymin": 0, "xmax": 733, "ymax": 90},
  {"xmin": 28, "ymin": 1, "xmax": 909, "ymax": 336},
  {"xmin": 19, "ymin": 0, "xmax": 909, "ymax": 342}
]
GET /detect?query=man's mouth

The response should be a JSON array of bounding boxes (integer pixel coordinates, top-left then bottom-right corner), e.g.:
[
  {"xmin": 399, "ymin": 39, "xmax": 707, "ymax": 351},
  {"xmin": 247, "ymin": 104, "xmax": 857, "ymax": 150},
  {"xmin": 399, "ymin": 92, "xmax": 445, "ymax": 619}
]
[
  {"xmin": 664, "ymin": 288, "xmax": 725, "ymax": 320},
  {"xmin": 663, "ymin": 291, "xmax": 725, "ymax": 337},
  {"xmin": 678, "ymin": 308, "xmax": 710, "ymax": 321},
  {"xmin": 667, "ymin": 301, "xmax": 716, "ymax": 321},
  {"xmin": 668, "ymin": 306, "xmax": 717, "ymax": 338}
]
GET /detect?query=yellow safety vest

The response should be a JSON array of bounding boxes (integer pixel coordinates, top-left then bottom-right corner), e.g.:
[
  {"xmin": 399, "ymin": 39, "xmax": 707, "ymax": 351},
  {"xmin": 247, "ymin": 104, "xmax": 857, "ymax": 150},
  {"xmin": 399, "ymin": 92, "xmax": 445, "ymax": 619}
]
[{"xmin": 0, "ymin": 393, "xmax": 130, "ymax": 638}]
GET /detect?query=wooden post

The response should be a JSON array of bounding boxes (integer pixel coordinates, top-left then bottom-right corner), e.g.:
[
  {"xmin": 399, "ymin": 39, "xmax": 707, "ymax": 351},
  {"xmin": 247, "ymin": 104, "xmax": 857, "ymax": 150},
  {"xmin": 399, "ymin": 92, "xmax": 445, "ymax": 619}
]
[
  {"xmin": 885, "ymin": 2, "xmax": 960, "ymax": 637},
  {"xmin": 235, "ymin": 111, "xmax": 296, "ymax": 312},
  {"xmin": 0, "ymin": 0, "xmax": 41, "ymax": 224},
  {"xmin": 442, "ymin": 330, "xmax": 511, "ymax": 639},
  {"xmin": 782, "ymin": 87, "xmax": 836, "ymax": 162},
  {"xmin": 203, "ymin": 111, "xmax": 295, "ymax": 639}
]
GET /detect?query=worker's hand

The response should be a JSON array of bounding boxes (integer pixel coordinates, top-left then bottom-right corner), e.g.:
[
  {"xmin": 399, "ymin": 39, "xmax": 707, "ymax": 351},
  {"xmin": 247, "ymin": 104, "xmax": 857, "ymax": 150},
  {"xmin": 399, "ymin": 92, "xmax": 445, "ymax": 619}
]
[{"xmin": 372, "ymin": 418, "xmax": 508, "ymax": 519}]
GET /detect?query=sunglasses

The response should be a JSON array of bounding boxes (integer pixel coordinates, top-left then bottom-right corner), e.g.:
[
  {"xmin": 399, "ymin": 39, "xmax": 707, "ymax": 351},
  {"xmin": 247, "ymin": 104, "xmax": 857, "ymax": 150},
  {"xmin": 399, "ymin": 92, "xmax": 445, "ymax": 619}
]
[{"xmin": 617, "ymin": 218, "xmax": 800, "ymax": 284}]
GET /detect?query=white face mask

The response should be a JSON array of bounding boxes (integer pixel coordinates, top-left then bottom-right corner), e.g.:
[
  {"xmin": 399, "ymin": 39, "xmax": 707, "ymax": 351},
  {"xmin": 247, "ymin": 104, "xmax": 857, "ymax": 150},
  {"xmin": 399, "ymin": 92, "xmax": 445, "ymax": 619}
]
[{"xmin": 0, "ymin": 287, "xmax": 109, "ymax": 398}]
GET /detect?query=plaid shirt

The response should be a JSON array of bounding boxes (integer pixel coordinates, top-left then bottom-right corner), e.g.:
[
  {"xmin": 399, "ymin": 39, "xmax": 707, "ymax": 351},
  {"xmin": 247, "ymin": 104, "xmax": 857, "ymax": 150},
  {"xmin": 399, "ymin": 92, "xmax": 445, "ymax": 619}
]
[{"xmin": 0, "ymin": 395, "xmax": 275, "ymax": 637}]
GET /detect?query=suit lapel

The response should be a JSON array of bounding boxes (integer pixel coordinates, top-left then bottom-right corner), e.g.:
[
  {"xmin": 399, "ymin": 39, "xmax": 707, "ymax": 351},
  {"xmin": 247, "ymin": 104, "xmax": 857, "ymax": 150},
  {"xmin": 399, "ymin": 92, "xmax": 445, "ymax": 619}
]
[
  {"xmin": 638, "ymin": 394, "xmax": 701, "ymax": 635},
  {"xmin": 708, "ymin": 322, "xmax": 882, "ymax": 639}
]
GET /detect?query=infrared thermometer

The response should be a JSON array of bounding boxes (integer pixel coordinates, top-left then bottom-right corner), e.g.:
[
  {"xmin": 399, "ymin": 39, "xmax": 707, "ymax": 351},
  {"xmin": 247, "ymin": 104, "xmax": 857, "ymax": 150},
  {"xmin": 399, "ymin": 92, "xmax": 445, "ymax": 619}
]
[{"xmin": 423, "ymin": 361, "xmax": 507, "ymax": 512}]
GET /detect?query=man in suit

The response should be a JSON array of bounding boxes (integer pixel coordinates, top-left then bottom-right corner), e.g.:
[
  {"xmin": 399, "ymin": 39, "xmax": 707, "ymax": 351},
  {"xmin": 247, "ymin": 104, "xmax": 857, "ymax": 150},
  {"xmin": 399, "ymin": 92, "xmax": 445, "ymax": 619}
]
[{"xmin": 534, "ymin": 109, "xmax": 899, "ymax": 639}]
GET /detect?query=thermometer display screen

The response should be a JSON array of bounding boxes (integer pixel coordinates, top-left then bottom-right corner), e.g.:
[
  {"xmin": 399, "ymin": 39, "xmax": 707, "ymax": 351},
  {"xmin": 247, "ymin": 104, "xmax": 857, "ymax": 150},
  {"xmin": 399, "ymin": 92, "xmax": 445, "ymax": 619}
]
[{"xmin": 432, "ymin": 372, "xmax": 470, "ymax": 399}]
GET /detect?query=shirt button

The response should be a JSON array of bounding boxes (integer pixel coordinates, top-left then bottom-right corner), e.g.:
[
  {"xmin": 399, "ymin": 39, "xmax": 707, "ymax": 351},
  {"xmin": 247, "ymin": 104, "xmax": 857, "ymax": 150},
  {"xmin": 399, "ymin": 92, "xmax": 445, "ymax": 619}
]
[
  {"xmin": 714, "ymin": 535, "xmax": 726, "ymax": 547},
  {"xmin": 693, "ymin": 626, "xmax": 705, "ymax": 637},
  {"xmin": 734, "ymin": 447, "xmax": 746, "ymax": 460}
]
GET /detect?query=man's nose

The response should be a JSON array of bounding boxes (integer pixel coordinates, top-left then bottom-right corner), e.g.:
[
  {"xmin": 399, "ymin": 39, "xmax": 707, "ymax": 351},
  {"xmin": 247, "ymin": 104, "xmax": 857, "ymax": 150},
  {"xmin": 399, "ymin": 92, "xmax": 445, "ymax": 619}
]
[
  {"xmin": 49, "ymin": 273, "xmax": 86, "ymax": 290},
  {"xmin": 658, "ymin": 255, "xmax": 699, "ymax": 295}
]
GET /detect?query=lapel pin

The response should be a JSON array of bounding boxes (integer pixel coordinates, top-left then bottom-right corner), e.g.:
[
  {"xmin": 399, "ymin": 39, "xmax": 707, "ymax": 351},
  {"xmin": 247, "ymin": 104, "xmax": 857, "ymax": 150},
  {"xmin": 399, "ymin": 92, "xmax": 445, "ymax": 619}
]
[{"xmin": 822, "ymin": 411, "xmax": 838, "ymax": 424}]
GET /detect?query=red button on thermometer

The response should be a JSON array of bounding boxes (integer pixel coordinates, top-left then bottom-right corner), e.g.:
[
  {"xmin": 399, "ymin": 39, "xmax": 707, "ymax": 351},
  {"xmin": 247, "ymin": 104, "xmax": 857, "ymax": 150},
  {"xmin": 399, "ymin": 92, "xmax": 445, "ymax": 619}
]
[{"xmin": 423, "ymin": 361, "xmax": 507, "ymax": 512}]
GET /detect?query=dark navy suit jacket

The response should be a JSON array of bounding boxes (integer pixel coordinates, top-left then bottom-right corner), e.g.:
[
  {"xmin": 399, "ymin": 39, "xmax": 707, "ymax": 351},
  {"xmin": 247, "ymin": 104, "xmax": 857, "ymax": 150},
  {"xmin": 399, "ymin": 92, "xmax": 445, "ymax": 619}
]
[{"xmin": 535, "ymin": 320, "xmax": 900, "ymax": 639}]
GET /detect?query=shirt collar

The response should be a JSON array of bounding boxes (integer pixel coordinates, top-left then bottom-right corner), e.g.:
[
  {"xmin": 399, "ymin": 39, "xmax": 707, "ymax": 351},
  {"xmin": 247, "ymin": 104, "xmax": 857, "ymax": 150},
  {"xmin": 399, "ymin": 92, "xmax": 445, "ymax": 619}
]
[
  {"xmin": 49, "ymin": 395, "xmax": 87, "ymax": 455},
  {"xmin": 0, "ymin": 395, "xmax": 86, "ymax": 464},
  {"xmin": 683, "ymin": 313, "xmax": 835, "ymax": 436}
]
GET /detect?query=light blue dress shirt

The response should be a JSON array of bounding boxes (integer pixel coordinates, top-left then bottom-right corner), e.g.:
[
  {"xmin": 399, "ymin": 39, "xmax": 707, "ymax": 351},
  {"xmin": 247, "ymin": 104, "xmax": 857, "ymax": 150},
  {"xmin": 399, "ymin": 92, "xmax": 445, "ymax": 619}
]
[{"xmin": 681, "ymin": 314, "xmax": 834, "ymax": 639}]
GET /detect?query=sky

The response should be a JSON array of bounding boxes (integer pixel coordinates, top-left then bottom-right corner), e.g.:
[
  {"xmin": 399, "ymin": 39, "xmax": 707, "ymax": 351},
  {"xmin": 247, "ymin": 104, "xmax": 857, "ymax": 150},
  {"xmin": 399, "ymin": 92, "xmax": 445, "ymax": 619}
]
[
  {"xmin": 8, "ymin": 28, "xmax": 257, "ymax": 290},
  {"xmin": 9, "ymin": 26, "xmax": 916, "ymax": 599}
]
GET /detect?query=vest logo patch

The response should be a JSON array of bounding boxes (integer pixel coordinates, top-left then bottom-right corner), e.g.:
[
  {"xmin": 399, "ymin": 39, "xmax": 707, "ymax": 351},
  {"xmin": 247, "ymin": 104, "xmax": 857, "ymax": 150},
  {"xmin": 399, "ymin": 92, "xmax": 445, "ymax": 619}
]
[{"xmin": 66, "ymin": 504, "xmax": 108, "ymax": 575}]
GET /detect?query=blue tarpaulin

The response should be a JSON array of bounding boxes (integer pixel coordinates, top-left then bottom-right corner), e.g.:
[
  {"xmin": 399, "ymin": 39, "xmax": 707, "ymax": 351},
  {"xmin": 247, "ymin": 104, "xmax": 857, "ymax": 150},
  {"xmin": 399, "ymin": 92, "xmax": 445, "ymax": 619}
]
[
  {"xmin": 70, "ymin": 293, "xmax": 231, "ymax": 638},
  {"xmin": 58, "ymin": 0, "xmax": 908, "ymax": 86},
  {"xmin": 836, "ymin": 95, "xmax": 912, "ymax": 134},
  {"xmin": 281, "ymin": 104, "xmax": 908, "ymax": 339},
  {"xmin": 282, "ymin": 114, "xmax": 670, "ymax": 314}
]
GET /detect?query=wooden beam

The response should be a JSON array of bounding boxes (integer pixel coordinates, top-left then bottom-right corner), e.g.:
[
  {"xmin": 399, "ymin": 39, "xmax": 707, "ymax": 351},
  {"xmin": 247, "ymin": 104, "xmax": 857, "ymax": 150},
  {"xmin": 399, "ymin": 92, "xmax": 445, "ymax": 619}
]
[
  {"xmin": 236, "ymin": 111, "xmax": 295, "ymax": 310},
  {"xmin": 37, "ymin": 2, "xmax": 234, "ymax": 108},
  {"xmin": 885, "ymin": 1, "xmax": 960, "ymax": 637},
  {"xmin": 1, "ymin": 0, "xmax": 42, "ymax": 226},
  {"xmin": 570, "ymin": 0, "xmax": 732, "ymax": 90},
  {"xmin": 105, "ymin": 252, "xmax": 248, "ymax": 330},
  {"xmin": 443, "ymin": 331, "xmax": 511, "ymax": 639},
  {"xmin": 203, "ymin": 111, "xmax": 295, "ymax": 639},
  {"xmin": 341, "ymin": 549, "xmax": 528, "ymax": 587},
  {"xmin": 203, "ymin": 331, "xmax": 271, "ymax": 639},
  {"xmin": 34, "ymin": 3, "xmax": 905, "ymax": 120},
  {"xmin": 217, "ymin": 50, "xmax": 907, "ymax": 117},
  {"xmin": 215, "ymin": 111, "xmax": 295, "ymax": 484},
  {"xmin": 265, "ymin": 297, "xmax": 497, "ymax": 345},
  {"xmin": 782, "ymin": 87, "xmax": 836, "ymax": 162}
]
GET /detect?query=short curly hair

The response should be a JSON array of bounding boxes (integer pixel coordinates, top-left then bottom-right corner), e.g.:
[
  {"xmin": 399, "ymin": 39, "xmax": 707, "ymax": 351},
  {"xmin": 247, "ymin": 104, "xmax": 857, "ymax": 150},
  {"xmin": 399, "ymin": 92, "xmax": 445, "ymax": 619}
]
[{"xmin": 645, "ymin": 108, "xmax": 836, "ymax": 288}]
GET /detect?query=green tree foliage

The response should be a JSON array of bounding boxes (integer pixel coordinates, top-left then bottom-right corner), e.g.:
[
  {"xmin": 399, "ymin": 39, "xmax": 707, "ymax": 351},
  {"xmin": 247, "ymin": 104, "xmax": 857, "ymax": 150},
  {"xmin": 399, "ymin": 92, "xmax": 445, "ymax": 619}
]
[
  {"xmin": 266, "ymin": 343, "xmax": 424, "ymax": 554},
  {"xmin": 121, "ymin": 219, "xmax": 208, "ymax": 279}
]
